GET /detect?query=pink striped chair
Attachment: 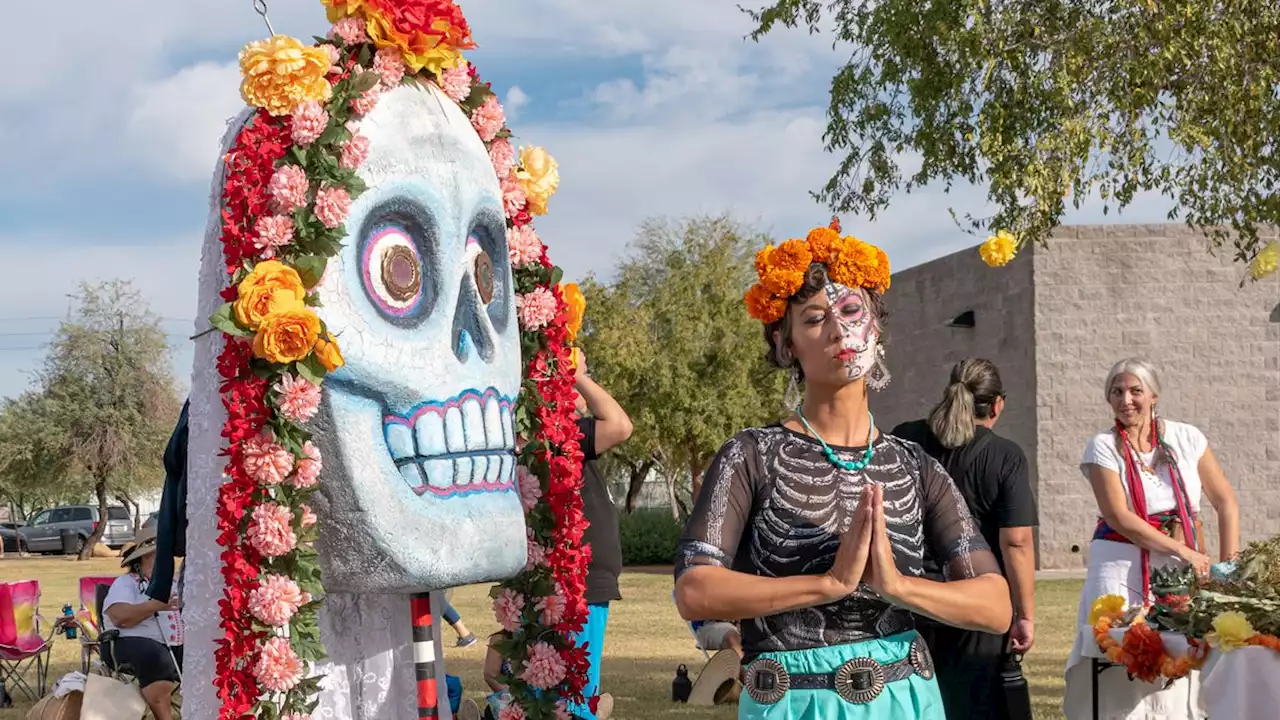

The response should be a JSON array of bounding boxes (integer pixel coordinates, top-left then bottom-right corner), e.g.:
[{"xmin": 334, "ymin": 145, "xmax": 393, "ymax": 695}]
[
  {"xmin": 75, "ymin": 576, "xmax": 117, "ymax": 673},
  {"xmin": 0, "ymin": 580, "xmax": 55, "ymax": 700}
]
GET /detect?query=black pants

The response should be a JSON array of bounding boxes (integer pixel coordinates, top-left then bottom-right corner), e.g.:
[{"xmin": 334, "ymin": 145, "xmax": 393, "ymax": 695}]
[
  {"xmin": 104, "ymin": 637, "xmax": 183, "ymax": 689},
  {"xmin": 919, "ymin": 622, "xmax": 1008, "ymax": 720}
]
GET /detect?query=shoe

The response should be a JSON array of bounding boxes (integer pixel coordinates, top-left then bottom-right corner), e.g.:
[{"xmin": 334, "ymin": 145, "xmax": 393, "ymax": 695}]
[
  {"xmin": 595, "ymin": 692, "xmax": 613, "ymax": 720},
  {"xmin": 457, "ymin": 698, "xmax": 481, "ymax": 720},
  {"xmin": 456, "ymin": 633, "xmax": 478, "ymax": 648}
]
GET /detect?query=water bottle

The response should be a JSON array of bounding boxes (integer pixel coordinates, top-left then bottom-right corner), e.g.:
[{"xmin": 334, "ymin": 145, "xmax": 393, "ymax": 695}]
[
  {"xmin": 62, "ymin": 604, "xmax": 77, "ymax": 640},
  {"xmin": 672, "ymin": 664, "xmax": 692, "ymax": 703},
  {"xmin": 1000, "ymin": 654, "xmax": 1034, "ymax": 720}
]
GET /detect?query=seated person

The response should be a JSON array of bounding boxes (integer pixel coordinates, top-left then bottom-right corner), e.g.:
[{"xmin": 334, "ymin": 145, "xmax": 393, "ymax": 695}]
[
  {"xmin": 482, "ymin": 632, "xmax": 515, "ymax": 720},
  {"xmin": 687, "ymin": 620, "xmax": 744, "ymax": 706},
  {"xmin": 692, "ymin": 620, "xmax": 743, "ymax": 659},
  {"xmin": 103, "ymin": 527, "xmax": 183, "ymax": 720}
]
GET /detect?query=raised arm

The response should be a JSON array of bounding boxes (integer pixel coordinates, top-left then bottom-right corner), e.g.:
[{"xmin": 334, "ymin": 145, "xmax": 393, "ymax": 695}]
[
  {"xmin": 574, "ymin": 353, "xmax": 632, "ymax": 455},
  {"xmin": 1197, "ymin": 447, "xmax": 1239, "ymax": 561},
  {"xmin": 673, "ymin": 435, "xmax": 875, "ymax": 622}
]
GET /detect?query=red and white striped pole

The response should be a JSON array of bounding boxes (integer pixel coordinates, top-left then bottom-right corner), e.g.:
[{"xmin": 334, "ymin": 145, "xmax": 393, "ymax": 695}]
[{"xmin": 411, "ymin": 592, "xmax": 439, "ymax": 718}]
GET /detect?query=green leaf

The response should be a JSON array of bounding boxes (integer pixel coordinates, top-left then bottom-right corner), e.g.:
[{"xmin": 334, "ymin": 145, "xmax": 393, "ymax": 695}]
[
  {"xmin": 293, "ymin": 255, "xmax": 328, "ymax": 289},
  {"xmin": 549, "ymin": 266, "xmax": 564, "ymax": 285},
  {"xmin": 290, "ymin": 145, "xmax": 308, "ymax": 167},
  {"xmin": 316, "ymin": 122, "xmax": 348, "ymax": 148},
  {"xmin": 357, "ymin": 45, "xmax": 372, "ymax": 68},
  {"xmin": 296, "ymin": 354, "xmax": 327, "ymax": 385},
  {"xmin": 349, "ymin": 70, "xmax": 380, "ymax": 95},
  {"xmin": 209, "ymin": 303, "xmax": 253, "ymax": 337}
]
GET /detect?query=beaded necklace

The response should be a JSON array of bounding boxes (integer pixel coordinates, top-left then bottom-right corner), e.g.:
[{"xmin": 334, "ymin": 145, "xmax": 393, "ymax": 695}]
[{"xmin": 797, "ymin": 409, "xmax": 876, "ymax": 472}]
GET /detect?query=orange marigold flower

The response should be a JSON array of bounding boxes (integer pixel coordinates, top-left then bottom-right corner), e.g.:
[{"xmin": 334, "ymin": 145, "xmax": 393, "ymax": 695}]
[
  {"xmin": 1248, "ymin": 633, "xmax": 1280, "ymax": 652},
  {"xmin": 745, "ymin": 284, "xmax": 786, "ymax": 323},
  {"xmin": 805, "ymin": 227, "xmax": 841, "ymax": 264},
  {"xmin": 758, "ymin": 239, "xmax": 811, "ymax": 297},
  {"xmin": 754, "ymin": 245, "xmax": 775, "ymax": 277}
]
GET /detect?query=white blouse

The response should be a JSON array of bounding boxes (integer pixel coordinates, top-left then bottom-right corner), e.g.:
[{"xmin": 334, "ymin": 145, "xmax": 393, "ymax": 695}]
[{"xmin": 1080, "ymin": 419, "xmax": 1208, "ymax": 515}]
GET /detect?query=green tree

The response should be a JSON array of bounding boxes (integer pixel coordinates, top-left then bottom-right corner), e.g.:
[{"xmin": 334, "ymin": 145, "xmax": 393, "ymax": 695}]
[
  {"xmin": 579, "ymin": 216, "xmax": 786, "ymax": 516},
  {"xmin": 0, "ymin": 392, "xmax": 79, "ymax": 523},
  {"xmin": 35, "ymin": 280, "xmax": 182, "ymax": 558},
  {"xmin": 748, "ymin": 1, "xmax": 1280, "ymax": 267}
]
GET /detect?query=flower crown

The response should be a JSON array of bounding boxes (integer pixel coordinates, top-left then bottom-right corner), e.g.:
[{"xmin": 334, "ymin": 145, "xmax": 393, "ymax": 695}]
[{"xmin": 744, "ymin": 217, "xmax": 891, "ymax": 324}]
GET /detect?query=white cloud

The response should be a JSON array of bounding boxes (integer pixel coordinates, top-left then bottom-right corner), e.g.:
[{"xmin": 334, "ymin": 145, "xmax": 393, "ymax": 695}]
[
  {"xmin": 126, "ymin": 63, "xmax": 244, "ymax": 182},
  {"xmin": 504, "ymin": 86, "xmax": 530, "ymax": 122}
]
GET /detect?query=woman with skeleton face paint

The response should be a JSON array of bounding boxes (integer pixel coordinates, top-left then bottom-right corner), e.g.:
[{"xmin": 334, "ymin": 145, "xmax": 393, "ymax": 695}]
[{"xmin": 673, "ymin": 219, "xmax": 1011, "ymax": 720}]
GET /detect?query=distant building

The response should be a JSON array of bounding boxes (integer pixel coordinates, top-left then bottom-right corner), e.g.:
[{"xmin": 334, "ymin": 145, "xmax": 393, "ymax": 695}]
[{"xmin": 872, "ymin": 224, "xmax": 1280, "ymax": 569}]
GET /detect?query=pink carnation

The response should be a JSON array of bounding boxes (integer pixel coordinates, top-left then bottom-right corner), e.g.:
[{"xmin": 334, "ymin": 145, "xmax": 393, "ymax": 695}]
[
  {"xmin": 314, "ymin": 186, "xmax": 352, "ymax": 229},
  {"xmin": 339, "ymin": 133, "xmax": 370, "ymax": 170},
  {"xmin": 516, "ymin": 287, "xmax": 557, "ymax": 331},
  {"xmin": 516, "ymin": 466, "xmax": 542, "ymax": 512},
  {"xmin": 520, "ymin": 642, "xmax": 567, "ymax": 689},
  {"xmin": 249, "ymin": 574, "xmax": 306, "ymax": 627},
  {"xmin": 330, "ymin": 17, "xmax": 368, "ymax": 46},
  {"xmin": 554, "ymin": 701, "xmax": 573, "ymax": 720},
  {"xmin": 325, "ymin": 45, "xmax": 342, "ymax": 70},
  {"xmin": 274, "ymin": 373, "xmax": 321, "ymax": 423},
  {"xmin": 471, "ymin": 96, "xmax": 505, "ymax": 142},
  {"xmin": 247, "ymin": 502, "xmax": 298, "ymax": 558},
  {"xmin": 283, "ymin": 715, "xmax": 312, "ymax": 720},
  {"xmin": 290, "ymin": 101, "xmax": 330, "ymax": 147},
  {"xmin": 241, "ymin": 433, "xmax": 294, "ymax": 486},
  {"xmin": 439, "ymin": 64, "xmax": 472, "ymax": 103},
  {"xmin": 507, "ymin": 225, "xmax": 544, "ymax": 267},
  {"xmin": 269, "ymin": 164, "xmax": 310, "ymax": 214},
  {"xmin": 290, "ymin": 441, "xmax": 322, "ymax": 489},
  {"xmin": 501, "ymin": 174, "xmax": 527, "ymax": 219},
  {"xmin": 489, "ymin": 138, "xmax": 516, "ymax": 179},
  {"xmin": 350, "ymin": 82, "xmax": 384, "ymax": 116},
  {"xmin": 493, "ymin": 589, "xmax": 525, "ymax": 633},
  {"xmin": 299, "ymin": 504, "xmax": 318, "ymax": 528},
  {"xmin": 498, "ymin": 707, "xmax": 526, "ymax": 720},
  {"xmin": 525, "ymin": 539, "xmax": 548, "ymax": 571},
  {"xmin": 373, "ymin": 48, "xmax": 406, "ymax": 87},
  {"xmin": 536, "ymin": 587, "xmax": 566, "ymax": 627},
  {"xmin": 254, "ymin": 636, "xmax": 304, "ymax": 693},
  {"xmin": 253, "ymin": 215, "xmax": 295, "ymax": 259}
]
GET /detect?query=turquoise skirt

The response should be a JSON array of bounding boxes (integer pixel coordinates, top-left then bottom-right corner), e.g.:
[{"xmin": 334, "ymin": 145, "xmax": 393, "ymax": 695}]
[{"xmin": 739, "ymin": 631, "xmax": 945, "ymax": 720}]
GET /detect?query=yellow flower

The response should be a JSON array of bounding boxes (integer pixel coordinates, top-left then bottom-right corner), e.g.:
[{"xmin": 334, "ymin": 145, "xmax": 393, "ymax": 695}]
[
  {"xmin": 516, "ymin": 147, "xmax": 560, "ymax": 216},
  {"xmin": 979, "ymin": 229, "xmax": 1018, "ymax": 268},
  {"xmin": 568, "ymin": 347, "xmax": 583, "ymax": 372},
  {"xmin": 239, "ymin": 36, "xmax": 333, "ymax": 117},
  {"xmin": 1088, "ymin": 594, "xmax": 1127, "ymax": 626},
  {"xmin": 1249, "ymin": 240, "xmax": 1278, "ymax": 280},
  {"xmin": 1206, "ymin": 611, "xmax": 1255, "ymax": 652},
  {"xmin": 560, "ymin": 283, "xmax": 586, "ymax": 342},
  {"xmin": 313, "ymin": 336, "xmax": 346, "ymax": 372},
  {"xmin": 234, "ymin": 262, "xmax": 307, "ymax": 329},
  {"xmin": 253, "ymin": 308, "xmax": 323, "ymax": 365}
]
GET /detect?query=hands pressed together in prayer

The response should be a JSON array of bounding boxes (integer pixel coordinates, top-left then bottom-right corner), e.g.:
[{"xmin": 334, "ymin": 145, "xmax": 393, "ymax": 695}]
[{"xmin": 824, "ymin": 483, "xmax": 904, "ymax": 601}]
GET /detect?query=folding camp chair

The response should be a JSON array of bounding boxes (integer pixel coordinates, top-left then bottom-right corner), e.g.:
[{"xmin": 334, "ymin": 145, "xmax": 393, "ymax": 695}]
[
  {"xmin": 75, "ymin": 576, "xmax": 116, "ymax": 673},
  {"xmin": 0, "ymin": 580, "xmax": 56, "ymax": 700},
  {"xmin": 671, "ymin": 591, "xmax": 711, "ymax": 660}
]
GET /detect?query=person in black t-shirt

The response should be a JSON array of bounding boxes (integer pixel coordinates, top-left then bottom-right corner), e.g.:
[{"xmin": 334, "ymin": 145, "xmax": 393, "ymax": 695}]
[
  {"xmin": 569, "ymin": 351, "xmax": 631, "ymax": 720},
  {"xmin": 892, "ymin": 358, "xmax": 1038, "ymax": 720}
]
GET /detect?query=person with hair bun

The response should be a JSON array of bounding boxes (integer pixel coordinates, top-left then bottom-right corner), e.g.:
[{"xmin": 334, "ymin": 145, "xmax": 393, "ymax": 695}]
[
  {"xmin": 892, "ymin": 358, "xmax": 1038, "ymax": 719},
  {"xmin": 674, "ymin": 220, "xmax": 1010, "ymax": 720},
  {"xmin": 1062, "ymin": 358, "xmax": 1239, "ymax": 720}
]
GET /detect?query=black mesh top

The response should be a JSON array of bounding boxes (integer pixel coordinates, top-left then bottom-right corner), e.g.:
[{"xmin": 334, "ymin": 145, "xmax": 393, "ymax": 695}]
[{"xmin": 675, "ymin": 425, "xmax": 1001, "ymax": 655}]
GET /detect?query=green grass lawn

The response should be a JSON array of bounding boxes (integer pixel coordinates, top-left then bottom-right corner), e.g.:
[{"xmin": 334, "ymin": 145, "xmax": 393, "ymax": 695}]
[{"xmin": 0, "ymin": 557, "xmax": 1080, "ymax": 718}]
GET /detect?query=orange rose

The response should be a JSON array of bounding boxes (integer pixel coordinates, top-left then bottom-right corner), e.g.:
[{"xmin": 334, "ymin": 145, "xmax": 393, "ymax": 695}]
[
  {"xmin": 253, "ymin": 308, "xmax": 322, "ymax": 364},
  {"xmin": 313, "ymin": 336, "xmax": 346, "ymax": 372},
  {"xmin": 234, "ymin": 261, "xmax": 308, "ymax": 329}
]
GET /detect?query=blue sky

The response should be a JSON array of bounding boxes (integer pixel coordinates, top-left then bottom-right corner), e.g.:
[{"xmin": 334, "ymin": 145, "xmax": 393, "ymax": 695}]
[{"xmin": 0, "ymin": 0, "xmax": 1173, "ymax": 400}]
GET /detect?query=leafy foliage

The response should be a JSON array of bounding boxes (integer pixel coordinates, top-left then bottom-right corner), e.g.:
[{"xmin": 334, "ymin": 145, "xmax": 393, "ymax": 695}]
[
  {"xmin": 748, "ymin": 0, "xmax": 1280, "ymax": 265},
  {"xmin": 618, "ymin": 508, "xmax": 683, "ymax": 566},
  {"xmin": 578, "ymin": 216, "xmax": 787, "ymax": 501}
]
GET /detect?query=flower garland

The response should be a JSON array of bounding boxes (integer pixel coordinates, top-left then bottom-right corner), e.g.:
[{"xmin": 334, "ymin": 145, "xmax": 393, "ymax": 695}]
[
  {"xmin": 1089, "ymin": 595, "xmax": 1207, "ymax": 685},
  {"xmin": 210, "ymin": 1, "xmax": 583, "ymax": 717},
  {"xmin": 744, "ymin": 217, "xmax": 891, "ymax": 324}
]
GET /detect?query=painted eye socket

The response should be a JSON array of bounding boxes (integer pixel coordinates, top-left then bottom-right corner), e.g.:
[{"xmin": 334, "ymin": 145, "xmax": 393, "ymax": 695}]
[
  {"xmin": 362, "ymin": 226, "xmax": 424, "ymax": 317},
  {"xmin": 474, "ymin": 250, "xmax": 495, "ymax": 304}
]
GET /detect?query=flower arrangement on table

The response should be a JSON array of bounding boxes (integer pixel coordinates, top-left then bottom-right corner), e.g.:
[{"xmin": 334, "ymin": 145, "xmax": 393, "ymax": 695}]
[
  {"xmin": 1091, "ymin": 535, "xmax": 1280, "ymax": 686},
  {"xmin": 207, "ymin": 0, "xmax": 583, "ymax": 717}
]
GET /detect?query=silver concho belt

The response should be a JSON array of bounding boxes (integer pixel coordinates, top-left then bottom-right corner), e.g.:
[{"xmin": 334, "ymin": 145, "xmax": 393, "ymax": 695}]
[{"xmin": 743, "ymin": 635, "xmax": 935, "ymax": 705}]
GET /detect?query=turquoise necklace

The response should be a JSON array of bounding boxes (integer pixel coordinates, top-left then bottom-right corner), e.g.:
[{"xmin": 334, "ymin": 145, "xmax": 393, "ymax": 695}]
[{"xmin": 797, "ymin": 409, "xmax": 876, "ymax": 472}]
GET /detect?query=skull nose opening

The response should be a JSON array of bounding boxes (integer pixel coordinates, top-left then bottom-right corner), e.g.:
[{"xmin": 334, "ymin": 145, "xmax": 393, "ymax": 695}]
[{"xmin": 452, "ymin": 273, "xmax": 495, "ymax": 363}]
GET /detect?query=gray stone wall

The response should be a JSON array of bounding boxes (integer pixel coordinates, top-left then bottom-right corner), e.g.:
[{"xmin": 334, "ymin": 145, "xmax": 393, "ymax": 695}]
[
  {"xmin": 1032, "ymin": 225, "xmax": 1280, "ymax": 569},
  {"xmin": 872, "ymin": 242, "xmax": 1039, "ymax": 538}
]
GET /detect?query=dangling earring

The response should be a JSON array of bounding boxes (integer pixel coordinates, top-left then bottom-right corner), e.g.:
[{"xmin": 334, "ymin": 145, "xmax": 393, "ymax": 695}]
[
  {"xmin": 784, "ymin": 367, "xmax": 803, "ymax": 410},
  {"xmin": 867, "ymin": 344, "xmax": 892, "ymax": 392}
]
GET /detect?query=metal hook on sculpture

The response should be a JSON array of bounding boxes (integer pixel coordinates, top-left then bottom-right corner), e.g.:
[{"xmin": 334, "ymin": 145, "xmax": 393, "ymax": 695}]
[{"xmin": 252, "ymin": 0, "xmax": 276, "ymax": 36}]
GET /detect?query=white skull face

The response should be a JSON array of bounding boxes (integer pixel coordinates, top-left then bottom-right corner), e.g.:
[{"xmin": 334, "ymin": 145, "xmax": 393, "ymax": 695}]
[{"xmin": 311, "ymin": 83, "xmax": 526, "ymax": 593}]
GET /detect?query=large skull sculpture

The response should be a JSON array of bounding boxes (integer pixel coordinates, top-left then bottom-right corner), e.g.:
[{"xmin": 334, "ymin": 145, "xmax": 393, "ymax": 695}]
[
  {"xmin": 312, "ymin": 82, "xmax": 527, "ymax": 594},
  {"xmin": 184, "ymin": 82, "xmax": 527, "ymax": 719}
]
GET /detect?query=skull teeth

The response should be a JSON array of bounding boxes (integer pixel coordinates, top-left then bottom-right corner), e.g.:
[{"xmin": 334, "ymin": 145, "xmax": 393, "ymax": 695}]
[
  {"xmin": 399, "ymin": 455, "xmax": 515, "ymax": 497},
  {"xmin": 383, "ymin": 389, "xmax": 516, "ymax": 466}
]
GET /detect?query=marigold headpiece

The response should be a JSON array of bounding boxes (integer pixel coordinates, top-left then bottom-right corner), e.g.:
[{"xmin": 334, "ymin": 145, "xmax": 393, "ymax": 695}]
[{"xmin": 745, "ymin": 216, "xmax": 891, "ymax": 324}]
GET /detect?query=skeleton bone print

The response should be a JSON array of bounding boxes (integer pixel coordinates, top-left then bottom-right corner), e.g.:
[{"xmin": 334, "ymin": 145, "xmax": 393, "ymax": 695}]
[
  {"xmin": 675, "ymin": 427, "xmax": 999, "ymax": 654},
  {"xmin": 825, "ymin": 283, "xmax": 879, "ymax": 381}
]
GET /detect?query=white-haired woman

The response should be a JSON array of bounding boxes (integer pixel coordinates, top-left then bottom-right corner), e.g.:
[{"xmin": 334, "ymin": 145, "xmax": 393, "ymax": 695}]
[{"xmin": 1063, "ymin": 358, "xmax": 1239, "ymax": 720}]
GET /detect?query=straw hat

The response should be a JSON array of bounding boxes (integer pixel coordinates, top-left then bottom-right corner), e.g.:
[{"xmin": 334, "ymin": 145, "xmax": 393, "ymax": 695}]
[
  {"xmin": 687, "ymin": 648, "xmax": 742, "ymax": 706},
  {"xmin": 119, "ymin": 526, "xmax": 159, "ymax": 568}
]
